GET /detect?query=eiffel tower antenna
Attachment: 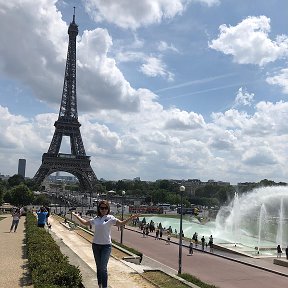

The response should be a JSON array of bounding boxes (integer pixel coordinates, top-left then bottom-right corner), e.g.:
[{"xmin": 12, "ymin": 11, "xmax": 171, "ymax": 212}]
[{"xmin": 33, "ymin": 11, "xmax": 98, "ymax": 192}]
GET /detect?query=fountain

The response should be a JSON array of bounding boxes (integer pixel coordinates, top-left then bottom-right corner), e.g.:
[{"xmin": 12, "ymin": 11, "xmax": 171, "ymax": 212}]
[
  {"xmin": 276, "ymin": 198, "xmax": 284, "ymax": 248},
  {"xmin": 232, "ymin": 192, "xmax": 241, "ymax": 246},
  {"xmin": 140, "ymin": 186, "xmax": 288, "ymax": 257},
  {"xmin": 257, "ymin": 203, "xmax": 267, "ymax": 254},
  {"xmin": 215, "ymin": 186, "xmax": 288, "ymax": 255}
]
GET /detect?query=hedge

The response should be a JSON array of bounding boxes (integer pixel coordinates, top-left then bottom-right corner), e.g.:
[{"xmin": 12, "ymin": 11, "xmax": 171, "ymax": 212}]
[{"xmin": 25, "ymin": 212, "xmax": 83, "ymax": 288}]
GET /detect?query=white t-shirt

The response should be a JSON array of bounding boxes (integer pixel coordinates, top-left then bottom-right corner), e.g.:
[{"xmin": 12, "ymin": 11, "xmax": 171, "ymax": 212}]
[{"xmin": 89, "ymin": 214, "xmax": 118, "ymax": 245}]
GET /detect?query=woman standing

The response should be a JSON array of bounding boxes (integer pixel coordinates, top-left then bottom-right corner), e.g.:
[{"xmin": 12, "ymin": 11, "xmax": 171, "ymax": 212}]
[{"xmin": 72, "ymin": 200, "xmax": 139, "ymax": 288}]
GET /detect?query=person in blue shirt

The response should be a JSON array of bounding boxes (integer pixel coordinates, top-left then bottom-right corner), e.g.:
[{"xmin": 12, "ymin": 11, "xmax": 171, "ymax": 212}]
[{"xmin": 36, "ymin": 207, "xmax": 48, "ymax": 228}]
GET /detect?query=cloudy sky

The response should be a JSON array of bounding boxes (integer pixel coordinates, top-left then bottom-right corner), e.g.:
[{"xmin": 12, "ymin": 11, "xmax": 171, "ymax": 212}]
[{"xmin": 1, "ymin": 0, "xmax": 288, "ymax": 184}]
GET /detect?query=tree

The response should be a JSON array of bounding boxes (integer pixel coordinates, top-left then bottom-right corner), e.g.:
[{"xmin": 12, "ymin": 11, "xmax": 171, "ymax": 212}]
[
  {"xmin": 0, "ymin": 179, "xmax": 7, "ymax": 204},
  {"xmin": 9, "ymin": 184, "xmax": 34, "ymax": 206},
  {"xmin": 8, "ymin": 174, "xmax": 25, "ymax": 187},
  {"xmin": 25, "ymin": 178, "xmax": 41, "ymax": 191},
  {"xmin": 259, "ymin": 179, "xmax": 276, "ymax": 187}
]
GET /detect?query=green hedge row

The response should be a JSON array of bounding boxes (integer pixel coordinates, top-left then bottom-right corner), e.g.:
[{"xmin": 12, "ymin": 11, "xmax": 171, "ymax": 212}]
[{"xmin": 25, "ymin": 212, "xmax": 83, "ymax": 288}]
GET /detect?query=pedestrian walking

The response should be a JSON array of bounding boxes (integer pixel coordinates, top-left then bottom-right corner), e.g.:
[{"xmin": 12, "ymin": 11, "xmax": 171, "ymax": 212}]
[
  {"xmin": 155, "ymin": 228, "xmax": 159, "ymax": 240},
  {"xmin": 209, "ymin": 235, "xmax": 214, "ymax": 253},
  {"xmin": 72, "ymin": 200, "xmax": 139, "ymax": 288},
  {"xmin": 166, "ymin": 232, "xmax": 171, "ymax": 245},
  {"xmin": 145, "ymin": 225, "xmax": 149, "ymax": 237},
  {"xmin": 285, "ymin": 245, "xmax": 288, "ymax": 260},
  {"xmin": 201, "ymin": 236, "xmax": 205, "ymax": 251},
  {"xmin": 188, "ymin": 241, "xmax": 193, "ymax": 255},
  {"xmin": 192, "ymin": 232, "xmax": 198, "ymax": 248},
  {"xmin": 10, "ymin": 208, "xmax": 21, "ymax": 232},
  {"xmin": 277, "ymin": 244, "xmax": 282, "ymax": 258},
  {"xmin": 142, "ymin": 225, "xmax": 146, "ymax": 238},
  {"xmin": 159, "ymin": 227, "xmax": 163, "ymax": 239}
]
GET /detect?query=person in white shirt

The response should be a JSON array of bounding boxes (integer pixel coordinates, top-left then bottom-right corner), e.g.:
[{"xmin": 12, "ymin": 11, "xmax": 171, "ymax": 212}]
[{"xmin": 72, "ymin": 200, "xmax": 139, "ymax": 288}]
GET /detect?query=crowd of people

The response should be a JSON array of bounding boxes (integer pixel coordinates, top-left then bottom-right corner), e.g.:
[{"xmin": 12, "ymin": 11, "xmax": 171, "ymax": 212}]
[{"xmin": 137, "ymin": 218, "xmax": 215, "ymax": 254}]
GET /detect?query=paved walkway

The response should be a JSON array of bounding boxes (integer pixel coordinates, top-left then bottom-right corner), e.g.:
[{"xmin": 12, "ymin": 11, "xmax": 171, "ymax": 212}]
[
  {"xmin": 111, "ymin": 226, "xmax": 288, "ymax": 288},
  {"xmin": 0, "ymin": 215, "xmax": 32, "ymax": 288},
  {"xmin": 0, "ymin": 214, "xmax": 160, "ymax": 288}
]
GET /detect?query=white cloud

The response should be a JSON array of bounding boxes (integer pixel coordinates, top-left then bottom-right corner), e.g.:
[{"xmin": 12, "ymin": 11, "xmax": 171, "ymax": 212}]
[
  {"xmin": 164, "ymin": 109, "xmax": 205, "ymax": 130},
  {"xmin": 82, "ymin": 0, "xmax": 189, "ymax": 30},
  {"xmin": 266, "ymin": 68, "xmax": 288, "ymax": 94},
  {"xmin": 2, "ymin": 0, "xmax": 288, "ymax": 185},
  {"xmin": 140, "ymin": 57, "xmax": 174, "ymax": 81},
  {"xmin": 77, "ymin": 28, "xmax": 141, "ymax": 112},
  {"xmin": 2, "ymin": 98, "xmax": 288, "ymax": 183},
  {"xmin": 116, "ymin": 51, "xmax": 146, "ymax": 63},
  {"xmin": 82, "ymin": 0, "xmax": 220, "ymax": 30},
  {"xmin": 0, "ymin": 0, "xmax": 146, "ymax": 113},
  {"xmin": 192, "ymin": 0, "xmax": 220, "ymax": 7},
  {"xmin": 242, "ymin": 146, "xmax": 278, "ymax": 166},
  {"xmin": 209, "ymin": 16, "xmax": 288, "ymax": 66},
  {"xmin": 233, "ymin": 87, "xmax": 254, "ymax": 107},
  {"xmin": 157, "ymin": 41, "xmax": 179, "ymax": 53}
]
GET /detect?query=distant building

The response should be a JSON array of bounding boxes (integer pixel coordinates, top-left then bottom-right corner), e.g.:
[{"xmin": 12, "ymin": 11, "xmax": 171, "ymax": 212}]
[{"xmin": 18, "ymin": 159, "xmax": 26, "ymax": 178}]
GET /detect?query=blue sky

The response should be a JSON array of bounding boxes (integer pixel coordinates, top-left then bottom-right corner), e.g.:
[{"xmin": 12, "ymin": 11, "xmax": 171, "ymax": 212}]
[{"xmin": 1, "ymin": 0, "xmax": 288, "ymax": 184}]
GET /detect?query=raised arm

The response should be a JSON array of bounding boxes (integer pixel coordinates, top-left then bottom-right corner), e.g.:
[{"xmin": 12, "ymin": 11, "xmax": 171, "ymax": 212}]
[
  {"xmin": 71, "ymin": 212, "xmax": 90, "ymax": 226},
  {"xmin": 116, "ymin": 214, "xmax": 140, "ymax": 227}
]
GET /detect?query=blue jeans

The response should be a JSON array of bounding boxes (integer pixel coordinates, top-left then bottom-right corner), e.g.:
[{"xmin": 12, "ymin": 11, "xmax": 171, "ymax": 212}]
[
  {"xmin": 10, "ymin": 219, "xmax": 19, "ymax": 232},
  {"xmin": 92, "ymin": 243, "xmax": 111, "ymax": 288}
]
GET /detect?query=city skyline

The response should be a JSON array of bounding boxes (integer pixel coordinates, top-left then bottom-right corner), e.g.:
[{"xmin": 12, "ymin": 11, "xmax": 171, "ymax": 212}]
[{"xmin": 0, "ymin": 1, "xmax": 288, "ymax": 184}]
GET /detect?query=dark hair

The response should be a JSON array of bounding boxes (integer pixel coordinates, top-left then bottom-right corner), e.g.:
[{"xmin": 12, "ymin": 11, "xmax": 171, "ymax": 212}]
[
  {"xmin": 40, "ymin": 207, "xmax": 46, "ymax": 212},
  {"xmin": 97, "ymin": 200, "xmax": 110, "ymax": 216}
]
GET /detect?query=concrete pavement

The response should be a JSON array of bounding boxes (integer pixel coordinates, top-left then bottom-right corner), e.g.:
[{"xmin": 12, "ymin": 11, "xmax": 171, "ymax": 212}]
[
  {"xmin": 0, "ymin": 214, "xmax": 32, "ymax": 288},
  {"xmin": 111, "ymin": 226, "xmax": 288, "ymax": 288},
  {"xmin": 0, "ymin": 214, "xmax": 157, "ymax": 288}
]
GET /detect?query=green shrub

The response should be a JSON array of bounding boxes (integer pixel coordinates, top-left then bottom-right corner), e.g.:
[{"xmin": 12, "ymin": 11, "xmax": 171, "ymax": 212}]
[{"xmin": 25, "ymin": 212, "xmax": 83, "ymax": 288}]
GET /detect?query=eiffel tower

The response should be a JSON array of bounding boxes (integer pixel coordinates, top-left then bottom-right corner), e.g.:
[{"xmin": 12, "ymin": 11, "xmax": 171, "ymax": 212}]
[{"xmin": 33, "ymin": 11, "xmax": 97, "ymax": 191}]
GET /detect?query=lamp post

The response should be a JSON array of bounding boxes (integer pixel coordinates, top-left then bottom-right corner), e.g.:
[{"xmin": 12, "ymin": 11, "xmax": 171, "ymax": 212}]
[
  {"xmin": 178, "ymin": 185, "xmax": 185, "ymax": 274},
  {"xmin": 120, "ymin": 190, "xmax": 126, "ymax": 244}
]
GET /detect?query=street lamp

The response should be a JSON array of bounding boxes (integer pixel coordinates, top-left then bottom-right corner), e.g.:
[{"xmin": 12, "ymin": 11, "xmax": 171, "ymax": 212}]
[
  {"xmin": 120, "ymin": 190, "xmax": 126, "ymax": 244},
  {"xmin": 178, "ymin": 185, "xmax": 185, "ymax": 274}
]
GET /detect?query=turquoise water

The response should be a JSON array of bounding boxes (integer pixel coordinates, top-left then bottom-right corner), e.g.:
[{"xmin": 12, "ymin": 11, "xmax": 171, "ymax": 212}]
[{"xmin": 140, "ymin": 215, "xmax": 277, "ymax": 250}]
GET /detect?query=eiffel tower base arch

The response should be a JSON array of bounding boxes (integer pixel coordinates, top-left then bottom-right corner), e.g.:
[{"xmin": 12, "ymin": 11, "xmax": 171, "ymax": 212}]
[{"xmin": 33, "ymin": 153, "xmax": 97, "ymax": 192}]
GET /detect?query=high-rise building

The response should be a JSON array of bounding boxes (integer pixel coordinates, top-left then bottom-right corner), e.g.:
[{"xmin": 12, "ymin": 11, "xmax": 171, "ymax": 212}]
[{"xmin": 18, "ymin": 159, "xmax": 26, "ymax": 178}]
